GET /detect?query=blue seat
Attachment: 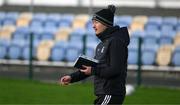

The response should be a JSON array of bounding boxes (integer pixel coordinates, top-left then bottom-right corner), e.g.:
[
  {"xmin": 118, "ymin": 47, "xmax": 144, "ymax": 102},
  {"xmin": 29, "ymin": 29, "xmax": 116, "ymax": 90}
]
[
  {"xmin": 50, "ymin": 46, "xmax": 65, "ymax": 61},
  {"xmin": 141, "ymin": 44, "xmax": 159, "ymax": 65},
  {"xmin": 159, "ymin": 30, "xmax": 176, "ymax": 45},
  {"xmin": 65, "ymin": 47, "xmax": 81, "ymax": 62},
  {"xmin": 0, "ymin": 39, "xmax": 10, "ymax": 59},
  {"xmin": 0, "ymin": 12, "xmax": 5, "ymax": 25},
  {"xmin": 69, "ymin": 28, "xmax": 86, "ymax": 42},
  {"xmin": 115, "ymin": 15, "xmax": 132, "ymax": 27},
  {"xmin": 162, "ymin": 16, "xmax": 178, "ymax": 29},
  {"xmin": 30, "ymin": 13, "xmax": 47, "ymax": 27},
  {"xmin": 2, "ymin": 12, "xmax": 19, "ymax": 26},
  {"xmin": 128, "ymin": 46, "xmax": 138, "ymax": 65},
  {"xmin": 68, "ymin": 40, "xmax": 83, "ymax": 49},
  {"xmin": 85, "ymin": 47, "xmax": 95, "ymax": 58},
  {"xmin": 43, "ymin": 26, "xmax": 57, "ymax": 34},
  {"xmin": 143, "ymin": 30, "xmax": 160, "ymax": 45},
  {"xmin": 0, "ymin": 45, "xmax": 7, "ymax": 59},
  {"xmin": 58, "ymin": 14, "xmax": 74, "ymax": 27},
  {"xmin": 172, "ymin": 46, "xmax": 180, "ymax": 66},
  {"xmin": 85, "ymin": 41, "xmax": 97, "ymax": 57},
  {"xmin": 29, "ymin": 26, "xmax": 43, "ymax": 40},
  {"xmin": 54, "ymin": 40, "xmax": 68, "ymax": 48},
  {"xmin": 145, "ymin": 16, "xmax": 162, "ymax": 31},
  {"xmin": 130, "ymin": 30, "xmax": 145, "ymax": 45},
  {"xmin": 44, "ymin": 13, "xmax": 61, "ymax": 27},
  {"xmin": 65, "ymin": 41, "xmax": 82, "ymax": 62},
  {"xmin": 86, "ymin": 35, "xmax": 98, "ymax": 43},
  {"xmin": 71, "ymin": 28, "xmax": 86, "ymax": 36},
  {"xmin": 176, "ymin": 24, "xmax": 180, "ymax": 32},
  {"xmin": 161, "ymin": 24, "xmax": 174, "ymax": 32},
  {"xmin": 86, "ymin": 29, "xmax": 95, "ymax": 36},
  {"xmin": 7, "ymin": 44, "xmax": 22, "ymax": 59},
  {"xmin": 50, "ymin": 41, "xmax": 68, "ymax": 61},
  {"xmin": 86, "ymin": 19, "xmax": 93, "ymax": 30},
  {"xmin": 11, "ymin": 39, "xmax": 28, "ymax": 47},
  {"xmin": 41, "ymin": 31, "xmax": 54, "ymax": 40},
  {"xmin": 21, "ymin": 45, "xmax": 36, "ymax": 60},
  {"xmin": 30, "ymin": 19, "xmax": 44, "ymax": 27},
  {"xmin": 159, "ymin": 35, "xmax": 173, "ymax": 45},
  {"xmin": 0, "ymin": 39, "xmax": 11, "ymax": 47},
  {"xmin": 13, "ymin": 27, "xmax": 30, "ymax": 40}
]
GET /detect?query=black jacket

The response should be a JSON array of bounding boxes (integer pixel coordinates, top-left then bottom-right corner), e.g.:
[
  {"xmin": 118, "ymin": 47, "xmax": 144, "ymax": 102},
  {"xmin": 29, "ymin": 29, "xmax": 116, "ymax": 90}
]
[{"xmin": 70, "ymin": 26, "xmax": 130, "ymax": 96}]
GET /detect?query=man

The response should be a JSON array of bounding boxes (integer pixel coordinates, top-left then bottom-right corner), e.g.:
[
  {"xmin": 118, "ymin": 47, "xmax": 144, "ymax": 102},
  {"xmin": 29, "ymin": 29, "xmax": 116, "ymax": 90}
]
[{"xmin": 60, "ymin": 5, "xmax": 130, "ymax": 105}]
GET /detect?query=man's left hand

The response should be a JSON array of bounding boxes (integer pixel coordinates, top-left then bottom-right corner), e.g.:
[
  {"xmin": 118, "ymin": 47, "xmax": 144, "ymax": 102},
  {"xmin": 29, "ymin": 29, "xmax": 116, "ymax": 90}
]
[{"xmin": 80, "ymin": 65, "xmax": 92, "ymax": 75}]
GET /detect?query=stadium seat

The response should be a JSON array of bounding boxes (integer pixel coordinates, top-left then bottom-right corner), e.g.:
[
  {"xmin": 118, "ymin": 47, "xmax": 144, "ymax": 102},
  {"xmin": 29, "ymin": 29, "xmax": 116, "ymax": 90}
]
[
  {"xmin": 21, "ymin": 45, "xmax": 36, "ymax": 60},
  {"xmin": 0, "ymin": 39, "xmax": 10, "ymax": 59},
  {"xmin": 141, "ymin": 44, "xmax": 159, "ymax": 65},
  {"xmin": 58, "ymin": 14, "xmax": 74, "ymax": 28},
  {"xmin": 50, "ymin": 46, "xmax": 65, "ymax": 61},
  {"xmin": 16, "ymin": 12, "xmax": 32, "ymax": 27},
  {"xmin": 72, "ymin": 14, "xmax": 89, "ymax": 29},
  {"xmin": 174, "ymin": 33, "xmax": 180, "ymax": 46},
  {"xmin": 2, "ymin": 12, "xmax": 19, "ymax": 26},
  {"xmin": 130, "ymin": 30, "xmax": 145, "ymax": 45},
  {"xmin": 44, "ymin": 13, "xmax": 61, "ymax": 28},
  {"xmin": 50, "ymin": 41, "xmax": 68, "ymax": 61},
  {"xmin": 85, "ymin": 41, "xmax": 97, "ymax": 57},
  {"xmin": 128, "ymin": 44, "xmax": 138, "ymax": 65},
  {"xmin": 0, "ymin": 44, "xmax": 7, "ymax": 59},
  {"xmin": 130, "ymin": 15, "xmax": 148, "ymax": 31},
  {"xmin": 69, "ymin": 28, "xmax": 86, "ymax": 42},
  {"xmin": 30, "ymin": 13, "xmax": 47, "ymax": 27},
  {"xmin": 86, "ymin": 34, "xmax": 98, "ymax": 44},
  {"xmin": 176, "ymin": 24, "xmax": 180, "ymax": 32},
  {"xmin": 11, "ymin": 39, "xmax": 28, "ymax": 47},
  {"xmin": 13, "ymin": 27, "xmax": 30, "ymax": 40},
  {"xmin": 145, "ymin": 16, "xmax": 162, "ymax": 31},
  {"xmin": 0, "ymin": 12, "xmax": 6, "ymax": 25},
  {"xmin": 161, "ymin": 24, "xmax": 174, "ymax": 32},
  {"xmin": 43, "ymin": 25, "xmax": 57, "ymax": 34},
  {"xmin": 162, "ymin": 16, "xmax": 178, "ymax": 30},
  {"xmin": 7, "ymin": 44, "xmax": 22, "ymax": 59},
  {"xmin": 41, "ymin": 31, "xmax": 54, "ymax": 40},
  {"xmin": 159, "ymin": 30, "xmax": 176, "ymax": 45},
  {"xmin": 36, "ymin": 40, "xmax": 54, "ymax": 61},
  {"xmin": 172, "ymin": 46, "xmax": 180, "ymax": 66},
  {"xmin": 115, "ymin": 15, "xmax": 132, "ymax": 28},
  {"xmin": 65, "ymin": 47, "xmax": 81, "ymax": 62},
  {"xmin": 29, "ymin": 26, "xmax": 43, "ymax": 40},
  {"xmin": 65, "ymin": 41, "xmax": 83, "ymax": 62},
  {"xmin": 55, "ymin": 27, "xmax": 72, "ymax": 41},
  {"xmin": 156, "ymin": 45, "xmax": 174, "ymax": 66},
  {"xmin": 86, "ymin": 19, "xmax": 93, "ymax": 31},
  {"xmin": 0, "ymin": 25, "xmax": 16, "ymax": 40},
  {"xmin": 143, "ymin": 30, "xmax": 160, "ymax": 45}
]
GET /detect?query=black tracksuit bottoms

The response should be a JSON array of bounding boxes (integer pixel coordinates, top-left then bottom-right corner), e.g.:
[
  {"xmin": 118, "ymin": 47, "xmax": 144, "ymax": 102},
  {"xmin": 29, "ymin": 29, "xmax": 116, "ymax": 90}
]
[{"xmin": 94, "ymin": 95, "xmax": 125, "ymax": 105}]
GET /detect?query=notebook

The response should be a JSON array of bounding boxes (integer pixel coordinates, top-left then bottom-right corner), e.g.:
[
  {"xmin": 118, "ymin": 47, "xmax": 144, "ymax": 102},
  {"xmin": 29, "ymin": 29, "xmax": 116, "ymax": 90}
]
[{"xmin": 73, "ymin": 55, "xmax": 99, "ymax": 69}]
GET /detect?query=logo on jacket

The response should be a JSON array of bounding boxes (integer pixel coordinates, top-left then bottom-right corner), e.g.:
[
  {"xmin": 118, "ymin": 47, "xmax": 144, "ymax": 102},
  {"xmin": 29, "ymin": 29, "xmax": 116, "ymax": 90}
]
[{"xmin": 101, "ymin": 47, "xmax": 105, "ymax": 53}]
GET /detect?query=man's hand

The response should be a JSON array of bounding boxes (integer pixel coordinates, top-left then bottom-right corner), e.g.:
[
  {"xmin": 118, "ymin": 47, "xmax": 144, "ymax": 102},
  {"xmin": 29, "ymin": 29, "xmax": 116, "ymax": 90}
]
[
  {"xmin": 59, "ymin": 75, "xmax": 71, "ymax": 85},
  {"xmin": 80, "ymin": 65, "xmax": 92, "ymax": 75}
]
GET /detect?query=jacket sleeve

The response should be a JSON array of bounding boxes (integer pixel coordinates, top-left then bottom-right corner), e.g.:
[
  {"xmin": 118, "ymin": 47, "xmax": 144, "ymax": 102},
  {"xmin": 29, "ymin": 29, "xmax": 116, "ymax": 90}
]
[
  {"xmin": 92, "ymin": 38, "xmax": 127, "ymax": 79},
  {"xmin": 69, "ymin": 70, "xmax": 90, "ymax": 83}
]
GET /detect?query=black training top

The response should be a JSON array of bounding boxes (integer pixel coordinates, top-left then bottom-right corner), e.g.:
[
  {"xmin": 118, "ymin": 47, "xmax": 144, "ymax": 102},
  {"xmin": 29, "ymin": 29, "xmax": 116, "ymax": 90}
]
[{"xmin": 70, "ymin": 26, "xmax": 130, "ymax": 96}]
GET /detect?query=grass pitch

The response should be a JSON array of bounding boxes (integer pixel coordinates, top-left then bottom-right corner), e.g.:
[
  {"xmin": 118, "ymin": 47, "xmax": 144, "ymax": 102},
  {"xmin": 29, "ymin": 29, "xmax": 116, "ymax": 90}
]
[{"xmin": 0, "ymin": 77, "xmax": 180, "ymax": 104}]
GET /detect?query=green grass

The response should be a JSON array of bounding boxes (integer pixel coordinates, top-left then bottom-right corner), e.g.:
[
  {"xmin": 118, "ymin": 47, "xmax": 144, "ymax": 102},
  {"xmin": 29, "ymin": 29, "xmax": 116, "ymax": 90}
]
[{"xmin": 0, "ymin": 77, "xmax": 180, "ymax": 104}]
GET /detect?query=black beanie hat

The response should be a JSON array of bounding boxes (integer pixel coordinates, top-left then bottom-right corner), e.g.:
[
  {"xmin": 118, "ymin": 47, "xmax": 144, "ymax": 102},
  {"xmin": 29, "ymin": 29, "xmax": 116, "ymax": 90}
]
[{"xmin": 92, "ymin": 5, "xmax": 116, "ymax": 27}]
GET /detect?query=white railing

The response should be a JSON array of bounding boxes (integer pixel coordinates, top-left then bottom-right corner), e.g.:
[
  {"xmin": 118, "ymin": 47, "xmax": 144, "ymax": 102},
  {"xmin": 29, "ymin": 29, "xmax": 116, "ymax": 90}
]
[{"xmin": 0, "ymin": 0, "xmax": 180, "ymax": 9}]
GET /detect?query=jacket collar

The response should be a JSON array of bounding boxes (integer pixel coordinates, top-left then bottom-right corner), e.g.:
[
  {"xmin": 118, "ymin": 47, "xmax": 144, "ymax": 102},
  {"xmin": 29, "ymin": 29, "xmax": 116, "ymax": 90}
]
[{"xmin": 97, "ymin": 26, "xmax": 119, "ymax": 42}]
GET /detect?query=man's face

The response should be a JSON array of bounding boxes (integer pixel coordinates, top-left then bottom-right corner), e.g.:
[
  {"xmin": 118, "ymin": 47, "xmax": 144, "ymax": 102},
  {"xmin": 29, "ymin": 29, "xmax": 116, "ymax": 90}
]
[{"xmin": 92, "ymin": 20, "xmax": 107, "ymax": 35}]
